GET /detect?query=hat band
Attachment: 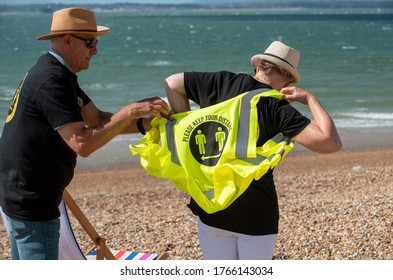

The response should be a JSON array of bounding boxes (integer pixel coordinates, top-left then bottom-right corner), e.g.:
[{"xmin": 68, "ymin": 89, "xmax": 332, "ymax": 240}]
[
  {"xmin": 263, "ymin": 52, "xmax": 295, "ymax": 69},
  {"xmin": 50, "ymin": 29, "xmax": 98, "ymax": 33}
]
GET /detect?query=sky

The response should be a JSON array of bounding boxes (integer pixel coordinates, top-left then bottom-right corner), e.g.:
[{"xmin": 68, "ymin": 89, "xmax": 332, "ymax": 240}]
[
  {"xmin": 0, "ymin": 0, "xmax": 376, "ymax": 5},
  {"xmin": 1, "ymin": 0, "xmax": 195, "ymax": 4},
  {"xmin": 0, "ymin": 0, "xmax": 350, "ymax": 5}
]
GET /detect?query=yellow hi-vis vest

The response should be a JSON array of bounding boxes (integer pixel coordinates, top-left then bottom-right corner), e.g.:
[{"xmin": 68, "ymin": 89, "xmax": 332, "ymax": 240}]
[{"xmin": 130, "ymin": 89, "xmax": 294, "ymax": 213}]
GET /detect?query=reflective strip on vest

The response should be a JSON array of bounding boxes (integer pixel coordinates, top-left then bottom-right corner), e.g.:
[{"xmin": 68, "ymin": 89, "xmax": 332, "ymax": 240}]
[
  {"xmin": 130, "ymin": 89, "xmax": 294, "ymax": 213},
  {"xmin": 166, "ymin": 120, "xmax": 180, "ymax": 165}
]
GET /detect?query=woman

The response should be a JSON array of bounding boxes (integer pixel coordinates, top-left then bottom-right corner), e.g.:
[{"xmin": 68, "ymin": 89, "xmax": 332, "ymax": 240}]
[{"xmin": 163, "ymin": 41, "xmax": 342, "ymax": 260}]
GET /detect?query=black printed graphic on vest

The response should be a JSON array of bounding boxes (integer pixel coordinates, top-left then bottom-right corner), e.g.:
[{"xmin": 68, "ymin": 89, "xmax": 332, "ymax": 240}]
[{"xmin": 189, "ymin": 121, "xmax": 229, "ymax": 166}]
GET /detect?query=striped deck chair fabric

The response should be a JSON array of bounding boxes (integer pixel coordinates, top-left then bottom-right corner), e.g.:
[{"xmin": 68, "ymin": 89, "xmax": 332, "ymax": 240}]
[{"xmin": 86, "ymin": 249, "xmax": 165, "ymax": 260}]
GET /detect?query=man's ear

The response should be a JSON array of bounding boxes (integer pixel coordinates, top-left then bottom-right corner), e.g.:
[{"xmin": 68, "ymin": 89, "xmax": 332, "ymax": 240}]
[{"xmin": 61, "ymin": 34, "xmax": 72, "ymax": 47}]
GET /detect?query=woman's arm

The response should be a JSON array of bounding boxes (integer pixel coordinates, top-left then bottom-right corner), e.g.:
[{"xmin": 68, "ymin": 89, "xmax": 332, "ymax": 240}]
[
  {"xmin": 164, "ymin": 73, "xmax": 191, "ymax": 113},
  {"xmin": 281, "ymin": 86, "xmax": 342, "ymax": 154}
]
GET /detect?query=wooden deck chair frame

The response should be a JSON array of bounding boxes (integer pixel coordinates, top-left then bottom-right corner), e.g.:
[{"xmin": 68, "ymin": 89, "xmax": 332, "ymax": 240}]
[{"xmin": 62, "ymin": 189, "xmax": 168, "ymax": 260}]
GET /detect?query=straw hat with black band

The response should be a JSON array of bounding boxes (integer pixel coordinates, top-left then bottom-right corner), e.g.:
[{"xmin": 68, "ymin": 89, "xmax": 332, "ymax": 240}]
[
  {"xmin": 36, "ymin": 7, "xmax": 110, "ymax": 40},
  {"xmin": 251, "ymin": 41, "xmax": 301, "ymax": 83}
]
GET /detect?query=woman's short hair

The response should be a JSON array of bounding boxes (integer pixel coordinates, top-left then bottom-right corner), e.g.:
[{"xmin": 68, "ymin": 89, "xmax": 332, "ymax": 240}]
[{"xmin": 256, "ymin": 60, "xmax": 295, "ymax": 83}]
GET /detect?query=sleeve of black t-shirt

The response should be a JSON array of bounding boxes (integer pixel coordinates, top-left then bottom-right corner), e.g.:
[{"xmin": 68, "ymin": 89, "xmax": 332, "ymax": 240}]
[
  {"xmin": 35, "ymin": 76, "xmax": 90, "ymax": 130},
  {"xmin": 257, "ymin": 98, "xmax": 311, "ymax": 144}
]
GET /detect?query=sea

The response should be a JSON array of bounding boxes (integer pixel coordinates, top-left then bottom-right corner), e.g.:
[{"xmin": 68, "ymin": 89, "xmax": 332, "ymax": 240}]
[{"xmin": 1, "ymin": 7, "xmax": 392, "ymax": 170}]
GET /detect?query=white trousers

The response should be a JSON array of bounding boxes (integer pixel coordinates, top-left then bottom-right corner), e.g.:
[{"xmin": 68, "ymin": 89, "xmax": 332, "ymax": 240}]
[{"xmin": 198, "ymin": 219, "xmax": 277, "ymax": 260}]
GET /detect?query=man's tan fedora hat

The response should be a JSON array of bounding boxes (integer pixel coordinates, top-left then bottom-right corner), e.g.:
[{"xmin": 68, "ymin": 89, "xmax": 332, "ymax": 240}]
[
  {"xmin": 251, "ymin": 41, "xmax": 301, "ymax": 83},
  {"xmin": 37, "ymin": 7, "xmax": 110, "ymax": 40}
]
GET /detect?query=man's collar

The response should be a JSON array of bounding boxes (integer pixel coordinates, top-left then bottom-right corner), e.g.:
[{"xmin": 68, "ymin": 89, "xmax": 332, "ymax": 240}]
[{"xmin": 48, "ymin": 49, "xmax": 73, "ymax": 73}]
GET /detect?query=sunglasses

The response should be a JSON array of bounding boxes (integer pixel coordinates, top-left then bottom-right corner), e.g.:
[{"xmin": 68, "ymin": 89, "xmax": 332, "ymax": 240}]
[{"xmin": 71, "ymin": 34, "xmax": 98, "ymax": 49}]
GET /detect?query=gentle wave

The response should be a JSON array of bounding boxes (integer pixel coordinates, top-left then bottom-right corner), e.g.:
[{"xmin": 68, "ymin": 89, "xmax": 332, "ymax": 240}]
[
  {"xmin": 334, "ymin": 112, "xmax": 393, "ymax": 128},
  {"xmin": 339, "ymin": 112, "xmax": 393, "ymax": 120},
  {"xmin": 0, "ymin": 86, "xmax": 15, "ymax": 97},
  {"xmin": 145, "ymin": 60, "xmax": 175, "ymax": 67},
  {"xmin": 83, "ymin": 83, "xmax": 126, "ymax": 91}
]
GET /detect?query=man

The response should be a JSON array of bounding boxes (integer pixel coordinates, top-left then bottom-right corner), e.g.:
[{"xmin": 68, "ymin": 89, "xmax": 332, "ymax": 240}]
[
  {"xmin": 0, "ymin": 7, "xmax": 170, "ymax": 260},
  {"xmin": 162, "ymin": 41, "xmax": 342, "ymax": 259}
]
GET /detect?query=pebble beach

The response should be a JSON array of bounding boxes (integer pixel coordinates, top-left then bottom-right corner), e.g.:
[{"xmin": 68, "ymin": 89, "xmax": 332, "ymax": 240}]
[{"xmin": 1, "ymin": 148, "xmax": 392, "ymax": 260}]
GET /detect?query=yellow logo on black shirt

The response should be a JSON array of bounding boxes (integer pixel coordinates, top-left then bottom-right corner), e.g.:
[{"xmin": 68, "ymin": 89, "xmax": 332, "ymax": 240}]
[
  {"xmin": 77, "ymin": 97, "xmax": 83, "ymax": 107},
  {"xmin": 6, "ymin": 73, "xmax": 28, "ymax": 123}
]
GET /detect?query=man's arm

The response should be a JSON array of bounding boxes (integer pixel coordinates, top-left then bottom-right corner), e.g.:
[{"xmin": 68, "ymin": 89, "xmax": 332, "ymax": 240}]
[{"xmin": 57, "ymin": 96, "xmax": 170, "ymax": 157}]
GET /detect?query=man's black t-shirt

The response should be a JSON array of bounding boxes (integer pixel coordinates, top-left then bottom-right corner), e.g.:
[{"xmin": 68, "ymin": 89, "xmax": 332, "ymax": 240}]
[
  {"xmin": 0, "ymin": 53, "xmax": 91, "ymax": 221},
  {"xmin": 184, "ymin": 71, "xmax": 310, "ymax": 235}
]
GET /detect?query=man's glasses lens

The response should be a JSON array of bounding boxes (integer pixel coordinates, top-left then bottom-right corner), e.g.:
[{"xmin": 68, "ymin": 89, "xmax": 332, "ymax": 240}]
[{"xmin": 71, "ymin": 35, "xmax": 98, "ymax": 49}]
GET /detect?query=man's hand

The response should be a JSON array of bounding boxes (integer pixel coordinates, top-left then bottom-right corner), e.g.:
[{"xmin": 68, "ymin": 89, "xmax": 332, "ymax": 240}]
[{"xmin": 129, "ymin": 96, "xmax": 171, "ymax": 119}]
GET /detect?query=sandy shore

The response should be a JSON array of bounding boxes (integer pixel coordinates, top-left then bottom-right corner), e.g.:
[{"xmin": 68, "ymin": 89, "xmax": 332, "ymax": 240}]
[{"xmin": 1, "ymin": 148, "xmax": 392, "ymax": 260}]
